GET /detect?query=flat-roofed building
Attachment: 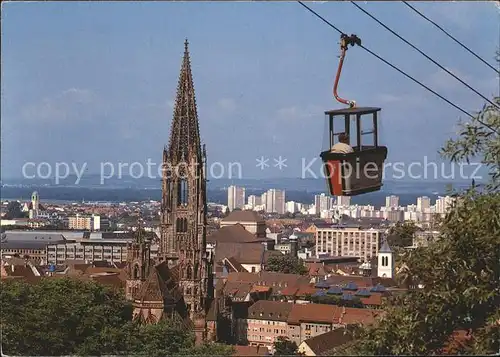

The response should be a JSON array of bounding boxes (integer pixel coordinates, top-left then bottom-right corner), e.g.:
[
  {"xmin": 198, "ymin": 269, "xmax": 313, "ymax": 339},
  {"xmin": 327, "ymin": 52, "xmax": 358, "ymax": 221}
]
[
  {"xmin": 1, "ymin": 231, "xmax": 67, "ymax": 264},
  {"xmin": 46, "ymin": 232, "xmax": 159, "ymax": 265},
  {"xmin": 315, "ymin": 224, "xmax": 384, "ymax": 262}
]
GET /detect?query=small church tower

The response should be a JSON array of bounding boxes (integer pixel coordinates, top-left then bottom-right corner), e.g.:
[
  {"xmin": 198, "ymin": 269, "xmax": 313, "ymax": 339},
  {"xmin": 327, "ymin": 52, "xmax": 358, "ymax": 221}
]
[
  {"xmin": 29, "ymin": 191, "xmax": 40, "ymax": 219},
  {"xmin": 126, "ymin": 223, "xmax": 151, "ymax": 300},
  {"xmin": 377, "ymin": 239, "xmax": 394, "ymax": 279}
]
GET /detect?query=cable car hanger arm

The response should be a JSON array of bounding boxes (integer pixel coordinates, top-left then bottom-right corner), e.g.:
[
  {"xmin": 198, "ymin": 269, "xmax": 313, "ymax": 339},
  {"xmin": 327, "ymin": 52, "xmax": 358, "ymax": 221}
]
[{"xmin": 333, "ymin": 33, "xmax": 361, "ymax": 108}]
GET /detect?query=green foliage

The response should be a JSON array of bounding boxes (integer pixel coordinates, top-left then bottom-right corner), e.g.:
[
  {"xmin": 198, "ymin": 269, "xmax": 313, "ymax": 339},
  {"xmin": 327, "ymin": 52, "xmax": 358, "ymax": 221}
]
[
  {"xmin": 441, "ymin": 97, "xmax": 499, "ymax": 190},
  {"xmin": 309, "ymin": 294, "xmax": 364, "ymax": 308},
  {"xmin": 266, "ymin": 254, "xmax": 308, "ymax": 275},
  {"xmin": 179, "ymin": 342, "xmax": 235, "ymax": 356},
  {"xmin": 387, "ymin": 221, "xmax": 418, "ymax": 248},
  {"xmin": 0, "ymin": 278, "xmax": 235, "ymax": 356},
  {"xmin": 0, "ymin": 278, "xmax": 132, "ymax": 356},
  {"xmin": 340, "ymin": 191, "xmax": 500, "ymax": 355},
  {"xmin": 273, "ymin": 336, "xmax": 303, "ymax": 356},
  {"xmin": 4, "ymin": 201, "xmax": 27, "ymax": 219}
]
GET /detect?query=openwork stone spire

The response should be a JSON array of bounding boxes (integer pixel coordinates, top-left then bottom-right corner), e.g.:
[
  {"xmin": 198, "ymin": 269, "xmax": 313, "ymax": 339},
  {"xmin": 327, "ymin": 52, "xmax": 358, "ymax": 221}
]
[{"xmin": 168, "ymin": 39, "xmax": 202, "ymax": 163}]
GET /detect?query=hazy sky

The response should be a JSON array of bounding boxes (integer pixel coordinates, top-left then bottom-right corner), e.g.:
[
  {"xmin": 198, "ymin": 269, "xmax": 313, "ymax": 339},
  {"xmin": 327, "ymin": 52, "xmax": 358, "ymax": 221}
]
[{"xmin": 2, "ymin": 1, "xmax": 499, "ymax": 181}]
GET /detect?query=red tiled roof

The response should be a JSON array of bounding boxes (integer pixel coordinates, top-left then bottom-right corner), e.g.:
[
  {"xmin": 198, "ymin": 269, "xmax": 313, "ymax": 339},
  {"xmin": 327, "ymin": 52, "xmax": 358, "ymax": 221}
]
[
  {"xmin": 251, "ymin": 285, "xmax": 271, "ymax": 293},
  {"xmin": 339, "ymin": 307, "xmax": 383, "ymax": 325},
  {"xmin": 288, "ymin": 303, "xmax": 339, "ymax": 325},
  {"xmin": 222, "ymin": 210, "xmax": 264, "ymax": 223}
]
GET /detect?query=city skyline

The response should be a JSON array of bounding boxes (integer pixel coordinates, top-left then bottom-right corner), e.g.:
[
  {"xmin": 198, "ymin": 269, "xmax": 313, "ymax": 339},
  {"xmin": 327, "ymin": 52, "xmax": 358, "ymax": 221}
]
[{"xmin": 2, "ymin": 1, "xmax": 498, "ymax": 180}]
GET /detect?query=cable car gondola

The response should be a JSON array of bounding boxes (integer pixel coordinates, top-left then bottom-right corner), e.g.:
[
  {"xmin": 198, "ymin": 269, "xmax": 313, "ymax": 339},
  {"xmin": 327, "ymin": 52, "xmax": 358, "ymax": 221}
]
[{"xmin": 320, "ymin": 34, "xmax": 388, "ymax": 197}]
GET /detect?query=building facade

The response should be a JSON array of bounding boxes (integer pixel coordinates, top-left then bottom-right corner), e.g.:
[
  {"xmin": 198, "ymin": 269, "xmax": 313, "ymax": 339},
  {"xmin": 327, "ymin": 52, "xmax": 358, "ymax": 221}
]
[
  {"xmin": 228, "ymin": 186, "xmax": 246, "ymax": 211},
  {"xmin": 315, "ymin": 225, "xmax": 383, "ymax": 262},
  {"xmin": 68, "ymin": 214, "xmax": 101, "ymax": 231},
  {"xmin": 264, "ymin": 189, "xmax": 286, "ymax": 215}
]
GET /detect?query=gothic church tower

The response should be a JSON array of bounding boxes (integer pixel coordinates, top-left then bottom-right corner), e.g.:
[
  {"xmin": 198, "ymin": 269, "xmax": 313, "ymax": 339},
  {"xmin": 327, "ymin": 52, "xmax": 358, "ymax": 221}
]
[{"xmin": 160, "ymin": 39, "xmax": 212, "ymax": 343}]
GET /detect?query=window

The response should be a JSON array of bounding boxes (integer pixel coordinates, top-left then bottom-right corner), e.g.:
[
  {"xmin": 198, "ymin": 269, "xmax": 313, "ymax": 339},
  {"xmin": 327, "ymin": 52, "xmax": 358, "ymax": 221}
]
[
  {"xmin": 178, "ymin": 179, "xmax": 188, "ymax": 205},
  {"xmin": 382, "ymin": 256, "xmax": 388, "ymax": 267},
  {"xmin": 133, "ymin": 265, "xmax": 140, "ymax": 279},
  {"xmin": 176, "ymin": 218, "xmax": 188, "ymax": 232}
]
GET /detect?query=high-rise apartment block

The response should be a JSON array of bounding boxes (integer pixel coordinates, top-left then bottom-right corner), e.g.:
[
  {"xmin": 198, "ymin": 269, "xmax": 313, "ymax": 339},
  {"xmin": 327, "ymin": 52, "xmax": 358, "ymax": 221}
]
[{"xmin": 227, "ymin": 185, "xmax": 246, "ymax": 211}]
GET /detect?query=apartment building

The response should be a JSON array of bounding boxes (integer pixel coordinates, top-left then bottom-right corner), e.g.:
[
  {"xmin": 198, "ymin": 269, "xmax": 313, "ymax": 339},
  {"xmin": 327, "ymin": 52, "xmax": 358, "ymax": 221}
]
[
  {"xmin": 46, "ymin": 235, "xmax": 159, "ymax": 264},
  {"xmin": 228, "ymin": 186, "xmax": 246, "ymax": 211},
  {"xmin": 68, "ymin": 214, "xmax": 100, "ymax": 231},
  {"xmin": 315, "ymin": 224, "xmax": 383, "ymax": 262},
  {"xmin": 247, "ymin": 301, "xmax": 293, "ymax": 351},
  {"xmin": 287, "ymin": 303, "xmax": 341, "ymax": 346},
  {"xmin": 245, "ymin": 300, "xmax": 381, "ymax": 352}
]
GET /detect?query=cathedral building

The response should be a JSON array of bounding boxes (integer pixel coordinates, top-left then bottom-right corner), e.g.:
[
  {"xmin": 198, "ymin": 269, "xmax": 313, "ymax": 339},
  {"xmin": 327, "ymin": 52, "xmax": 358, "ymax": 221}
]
[{"xmin": 126, "ymin": 40, "xmax": 214, "ymax": 345}]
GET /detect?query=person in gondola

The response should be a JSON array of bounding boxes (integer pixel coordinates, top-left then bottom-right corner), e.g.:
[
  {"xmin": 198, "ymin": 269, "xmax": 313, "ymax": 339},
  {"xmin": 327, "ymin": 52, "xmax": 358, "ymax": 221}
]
[{"xmin": 331, "ymin": 132, "xmax": 354, "ymax": 154}]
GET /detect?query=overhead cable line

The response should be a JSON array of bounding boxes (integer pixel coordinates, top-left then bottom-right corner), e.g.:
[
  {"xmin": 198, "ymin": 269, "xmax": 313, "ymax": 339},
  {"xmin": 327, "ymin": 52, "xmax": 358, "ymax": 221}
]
[
  {"xmin": 402, "ymin": 1, "xmax": 499, "ymax": 75},
  {"xmin": 296, "ymin": 1, "xmax": 499, "ymax": 134},
  {"xmin": 350, "ymin": 1, "xmax": 499, "ymax": 109}
]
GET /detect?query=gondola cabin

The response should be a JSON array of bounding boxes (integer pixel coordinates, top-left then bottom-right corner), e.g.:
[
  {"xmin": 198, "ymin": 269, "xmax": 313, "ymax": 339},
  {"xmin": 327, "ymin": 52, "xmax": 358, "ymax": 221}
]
[{"xmin": 320, "ymin": 106, "xmax": 388, "ymax": 196}]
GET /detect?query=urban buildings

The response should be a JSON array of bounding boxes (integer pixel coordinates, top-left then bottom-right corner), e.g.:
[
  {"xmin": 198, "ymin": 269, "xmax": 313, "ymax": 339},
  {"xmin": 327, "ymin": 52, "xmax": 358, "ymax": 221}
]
[
  {"xmin": 417, "ymin": 196, "xmax": 431, "ymax": 212},
  {"xmin": 314, "ymin": 193, "xmax": 333, "ymax": 216},
  {"xmin": 315, "ymin": 224, "xmax": 383, "ymax": 262},
  {"xmin": 68, "ymin": 214, "xmax": 101, "ymax": 231},
  {"xmin": 336, "ymin": 196, "xmax": 351, "ymax": 207},
  {"xmin": 247, "ymin": 195, "xmax": 262, "ymax": 208},
  {"xmin": 228, "ymin": 185, "xmax": 246, "ymax": 211},
  {"xmin": 385, "ymin": 195, "xmax": 399, "ymax": 208},
  {"xmin": 263, "ymin": 189, "xmax": 286, "ymax": 215}
]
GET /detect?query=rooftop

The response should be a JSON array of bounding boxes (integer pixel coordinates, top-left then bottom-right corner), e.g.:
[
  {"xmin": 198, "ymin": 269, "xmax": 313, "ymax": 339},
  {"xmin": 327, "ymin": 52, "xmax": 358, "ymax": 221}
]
[{"xmin": 221, "ymin": 210, "xmax": 264, "ymax": 223}]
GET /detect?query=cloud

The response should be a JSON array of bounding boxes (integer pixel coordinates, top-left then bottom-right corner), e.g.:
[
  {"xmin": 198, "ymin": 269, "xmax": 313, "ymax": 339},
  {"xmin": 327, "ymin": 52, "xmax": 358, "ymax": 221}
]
[
  {"xmin": 427, "ymin": 67, "xmax": 473, "ymax": 91},
  {"xmin": 374, "ymin": 94, "xmax": 402, "ymax": 104},
  {"xmin": 21, "ymin": 88, "xmax": 99, "ymax": 124},
  {"xmin": 217, "ymin": 98, "xmax": 237, "ymax": 113},
  {"xmin": 427, "ymin": 2, "xmax": 486, "ymax": 30},
  {"xmin": 276, "ymin": 104, "xmax": 323, "ymax": 121}
]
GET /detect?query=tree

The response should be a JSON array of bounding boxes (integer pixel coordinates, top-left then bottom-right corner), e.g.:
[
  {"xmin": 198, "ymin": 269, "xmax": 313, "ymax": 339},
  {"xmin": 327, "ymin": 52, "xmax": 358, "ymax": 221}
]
[
  {"xmin": 4, "ymin": 201, "xmax": 26, "ymax": 219},
  {"xmin": 337, "ymin": 59, "xmax": 500, "ymax": 355},
  {"xmin": 0, "ymin": 277, "xmax": 235, "ymax": 356},
  {"xmin": 338, "ymin": 192, "xmax": 499, "ymax": 355},
  {"xmin": 0, "ymin": 278, "xmax": 133, "ymax": 356},
  {"xmin": 441, "ymin": 94, "xmax": 499, "ymax": 190},
  {"xmin": 387, "ymin": 221, "xmax": 418, "ymax": 248},
  {"xmin": 179, "ymin": 342, "xmax": 235, "ymax": 356},
  {"xmin": 266, "ymin": 255, "xmax": 308, "ymax": 275},
  {"xmin": 273, "ymin": 336, "xmax": 303, "ymax": 356}
]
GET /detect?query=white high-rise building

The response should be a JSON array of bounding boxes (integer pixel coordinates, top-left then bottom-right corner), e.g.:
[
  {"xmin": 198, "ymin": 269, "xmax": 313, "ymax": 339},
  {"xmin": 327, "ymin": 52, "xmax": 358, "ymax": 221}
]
[
  {"xmin": 385, "ymin": 195, "xmax": 399, "ymax": 208},
  {"xmin": 315, "ymin": 193, "xmax": 333, "ymax": 215},
  {"xmin": 247, "ymin": 195, "xmax": 261, "ymax": 208},
  {"xmin": 265, "ymin": 189, "xmax": 286, "ymax": 214},
  {"xmin": 336, "ymin": 196, "xmax": 351, "ymax": 207},
  {"xmin": 227, "ymin": 185, "xmax": 246, "ymax": 211},
  {"xmin": 417, "ymin": 196, "xmax": 431, "ymax": 212},
  {"xmin": 435, "ymin": 196, "xmax": 456, "ymax": 214},
  {"xmin": 260, "ymin": 192, "xmax": 267, "ymax": 211},
  {"xmin": 286, "ymin": 201, "xmax": 299, "ymax": 214}
]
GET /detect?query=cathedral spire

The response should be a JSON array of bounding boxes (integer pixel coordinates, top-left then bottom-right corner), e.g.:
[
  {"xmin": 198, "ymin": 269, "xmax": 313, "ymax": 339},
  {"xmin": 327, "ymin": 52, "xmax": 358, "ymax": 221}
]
[{"xmin": 168, "ymin": 39, "xmax": 201, "ymax": 163}]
